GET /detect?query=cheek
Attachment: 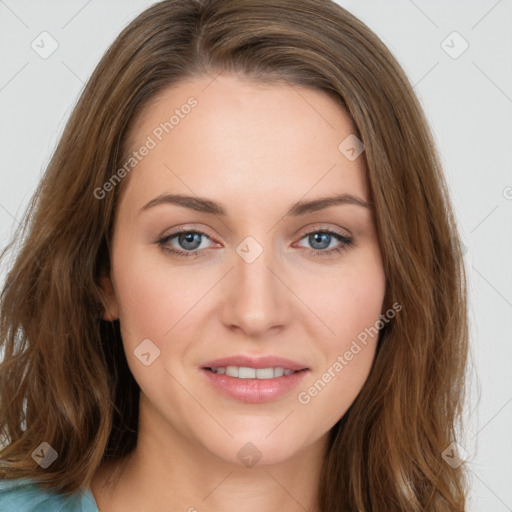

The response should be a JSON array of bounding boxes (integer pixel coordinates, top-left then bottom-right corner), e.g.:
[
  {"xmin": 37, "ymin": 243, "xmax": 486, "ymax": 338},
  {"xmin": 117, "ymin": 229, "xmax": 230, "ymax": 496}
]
[
  {"xmin": 111, "ymin": 248, "xmax": 182, "ymax": 345},
  {"xmin": 309, "ymin": 253, "xmax": 386, "ymax": 347},
  {"xmin": 296, "ymin": 257, "xmax": 385, "ymax": 424},
  {"xmin": 111, "ymin": 250, "xmax": 197, "ymax": 399},
  {"xmin": 297, "ymin": 347, "xmax": 377, "ymax": 436}
]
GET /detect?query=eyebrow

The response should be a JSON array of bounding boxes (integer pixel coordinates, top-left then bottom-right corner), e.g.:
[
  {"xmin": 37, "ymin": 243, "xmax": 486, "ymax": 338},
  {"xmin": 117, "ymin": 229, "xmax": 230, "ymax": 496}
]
[{"xmin": 139, "ymin": 193, "xmax": 372, "ymax": 216}]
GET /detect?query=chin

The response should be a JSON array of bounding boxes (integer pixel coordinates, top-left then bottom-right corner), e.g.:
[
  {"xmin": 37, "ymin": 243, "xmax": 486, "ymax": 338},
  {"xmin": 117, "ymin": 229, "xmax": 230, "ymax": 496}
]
[{"xmin": 199, "ymin": 428, "xmax": 312, "ymax": 468}]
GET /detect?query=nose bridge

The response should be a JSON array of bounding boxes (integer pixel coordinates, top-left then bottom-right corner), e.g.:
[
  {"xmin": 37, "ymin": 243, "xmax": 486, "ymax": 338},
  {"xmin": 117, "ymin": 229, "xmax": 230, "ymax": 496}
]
[{"xmin": 221, "ymin": 234, "xmax": 290, "ymax": 335}]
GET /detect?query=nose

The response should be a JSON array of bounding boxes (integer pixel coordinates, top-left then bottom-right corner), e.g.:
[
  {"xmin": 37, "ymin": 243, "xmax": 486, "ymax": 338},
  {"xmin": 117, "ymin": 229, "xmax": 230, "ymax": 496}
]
[{"xmin": 220, "ymin": 240, "xmax": 292, "ymax": 338}]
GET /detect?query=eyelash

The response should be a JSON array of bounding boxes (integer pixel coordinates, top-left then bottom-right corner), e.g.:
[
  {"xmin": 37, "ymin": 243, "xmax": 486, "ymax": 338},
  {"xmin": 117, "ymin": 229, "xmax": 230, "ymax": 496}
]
[{"xmin": 156, "ymin": 227, "xmax": 353, "ymax": 259}]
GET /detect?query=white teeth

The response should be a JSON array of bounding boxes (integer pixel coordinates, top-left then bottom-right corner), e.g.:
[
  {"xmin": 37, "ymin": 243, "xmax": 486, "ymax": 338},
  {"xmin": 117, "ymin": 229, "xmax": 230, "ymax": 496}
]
[
  {"xmin": 239, "ymin": 367, "xmax": 256, "ymax": 379},
  {"xmin": 211, "ymin": 366, "xmax": 297, "ymax": 379},
  {"xmin": 255, "ymin": 368, "xmax": 274, "ymax": 379},
  {"xmin": 225, "ymin": 366, "xmax": 239, "ymax": 377}
]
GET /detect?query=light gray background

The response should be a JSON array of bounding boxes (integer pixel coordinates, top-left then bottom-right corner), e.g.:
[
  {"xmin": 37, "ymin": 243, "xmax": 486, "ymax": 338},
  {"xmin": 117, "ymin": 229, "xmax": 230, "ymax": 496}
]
[{"xmin": 0, "ymin": 1, "xmax": 511, "ymax": 510}]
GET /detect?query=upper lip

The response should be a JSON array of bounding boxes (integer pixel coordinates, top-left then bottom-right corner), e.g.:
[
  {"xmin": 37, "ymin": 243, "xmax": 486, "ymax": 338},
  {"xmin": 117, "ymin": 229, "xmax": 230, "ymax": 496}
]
[{"xmin": 201, "ymin": 355, "xmax": 309, "ymax": 371}]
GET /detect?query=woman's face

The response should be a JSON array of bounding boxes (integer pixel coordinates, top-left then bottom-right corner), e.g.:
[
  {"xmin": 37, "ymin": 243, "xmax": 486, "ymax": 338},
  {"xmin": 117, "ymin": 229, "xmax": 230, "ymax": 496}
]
[{"xmin": 102, "ymin": 73, "xmax": 386, "ymax": 466}]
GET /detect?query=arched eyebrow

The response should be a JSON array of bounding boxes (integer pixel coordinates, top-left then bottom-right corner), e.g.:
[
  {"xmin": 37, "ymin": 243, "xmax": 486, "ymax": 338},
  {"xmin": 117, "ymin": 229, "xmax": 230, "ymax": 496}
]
[
  {"xmin": 287, "ymin": 194, "xmax": 372, "ymax": 214},
  {"xmin": 138, "ymin": 193, "xmax": 372, "ymax": 216}
]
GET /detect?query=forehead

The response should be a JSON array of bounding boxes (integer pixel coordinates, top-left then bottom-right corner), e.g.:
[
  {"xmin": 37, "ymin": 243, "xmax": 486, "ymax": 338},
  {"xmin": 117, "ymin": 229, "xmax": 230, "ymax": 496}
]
[{"xmin": 118, "ymin": 73, "xmax": 368, "ymax": 214}]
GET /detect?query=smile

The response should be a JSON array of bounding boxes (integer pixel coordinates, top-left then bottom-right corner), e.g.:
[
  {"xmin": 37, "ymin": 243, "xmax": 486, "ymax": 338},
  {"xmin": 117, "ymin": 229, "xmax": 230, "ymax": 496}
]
[{"xmin": 207, "ymin": 366, "xmax": 298, "ymax": 379}]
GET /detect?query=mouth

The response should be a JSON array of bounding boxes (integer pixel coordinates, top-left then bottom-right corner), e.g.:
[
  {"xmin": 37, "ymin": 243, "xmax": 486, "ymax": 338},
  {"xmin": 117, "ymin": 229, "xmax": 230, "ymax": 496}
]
[
  {"xmin": 204, "ymin": 366, "xmax": 306, "ymax": 379},
  {"xmin": 200, "ymin": 356, "xmax": 310, "ymax": 403}
]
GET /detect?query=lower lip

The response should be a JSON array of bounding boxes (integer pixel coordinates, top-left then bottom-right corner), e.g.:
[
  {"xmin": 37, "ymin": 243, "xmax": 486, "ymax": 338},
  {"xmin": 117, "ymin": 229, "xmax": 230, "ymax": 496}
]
[{"xmin": 201, "ymin": 368, "xmax": 309, "ymax": 403}]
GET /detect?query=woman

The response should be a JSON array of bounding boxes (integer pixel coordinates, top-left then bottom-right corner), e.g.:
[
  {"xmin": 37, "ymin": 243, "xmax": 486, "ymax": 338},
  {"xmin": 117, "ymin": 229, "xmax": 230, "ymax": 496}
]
[{"xmin": 0, "ymin": 0, "xmax": 469, "ymax": 510}]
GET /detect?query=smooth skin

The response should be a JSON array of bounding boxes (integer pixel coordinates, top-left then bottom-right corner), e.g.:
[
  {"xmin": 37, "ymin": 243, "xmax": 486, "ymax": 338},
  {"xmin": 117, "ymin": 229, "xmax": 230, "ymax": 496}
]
[{"xmin": 92, "ymin": 73, "xmax": 386, "ymax": 512}]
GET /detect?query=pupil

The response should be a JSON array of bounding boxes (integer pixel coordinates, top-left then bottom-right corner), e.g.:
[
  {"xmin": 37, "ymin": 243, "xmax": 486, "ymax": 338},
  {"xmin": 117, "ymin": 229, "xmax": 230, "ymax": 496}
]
[
  {"xmin": 180, "ymin": 232, "xmax": 201, "ymax": 250},
  {"xmin": 310, "ymin": 233, "xmax": 330, "ymax": 250}
]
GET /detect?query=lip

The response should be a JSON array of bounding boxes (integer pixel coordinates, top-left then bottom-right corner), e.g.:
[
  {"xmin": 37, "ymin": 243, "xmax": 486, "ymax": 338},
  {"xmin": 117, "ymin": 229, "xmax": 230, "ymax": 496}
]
[
  {"xmin": 200, "ymin": 355, "xmax": 310, "ymax": 404},
  {"xmin": 202, "ymin": 368, "xmax": 309, "ymax": 403},
  {"xmin": 201, "ymin": 355, "xmax": 309, "ymax": 372}
]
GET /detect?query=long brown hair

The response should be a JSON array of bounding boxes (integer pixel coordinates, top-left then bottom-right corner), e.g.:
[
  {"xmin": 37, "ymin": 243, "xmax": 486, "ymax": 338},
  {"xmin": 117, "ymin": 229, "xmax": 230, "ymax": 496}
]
[{"xmin": 0, "ymin": 0, "xmax": 469, "ymax": 509}]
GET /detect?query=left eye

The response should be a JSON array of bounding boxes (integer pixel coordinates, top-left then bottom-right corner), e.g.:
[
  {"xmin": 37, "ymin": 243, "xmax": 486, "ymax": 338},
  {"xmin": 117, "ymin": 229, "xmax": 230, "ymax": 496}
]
[
  {"xmin": 156, "ymin": 229, "xmax": 352, "ymax": 258},
  {"xmin": 297, "ymin": 231, "xmax": 349, "ymax": 251}
]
